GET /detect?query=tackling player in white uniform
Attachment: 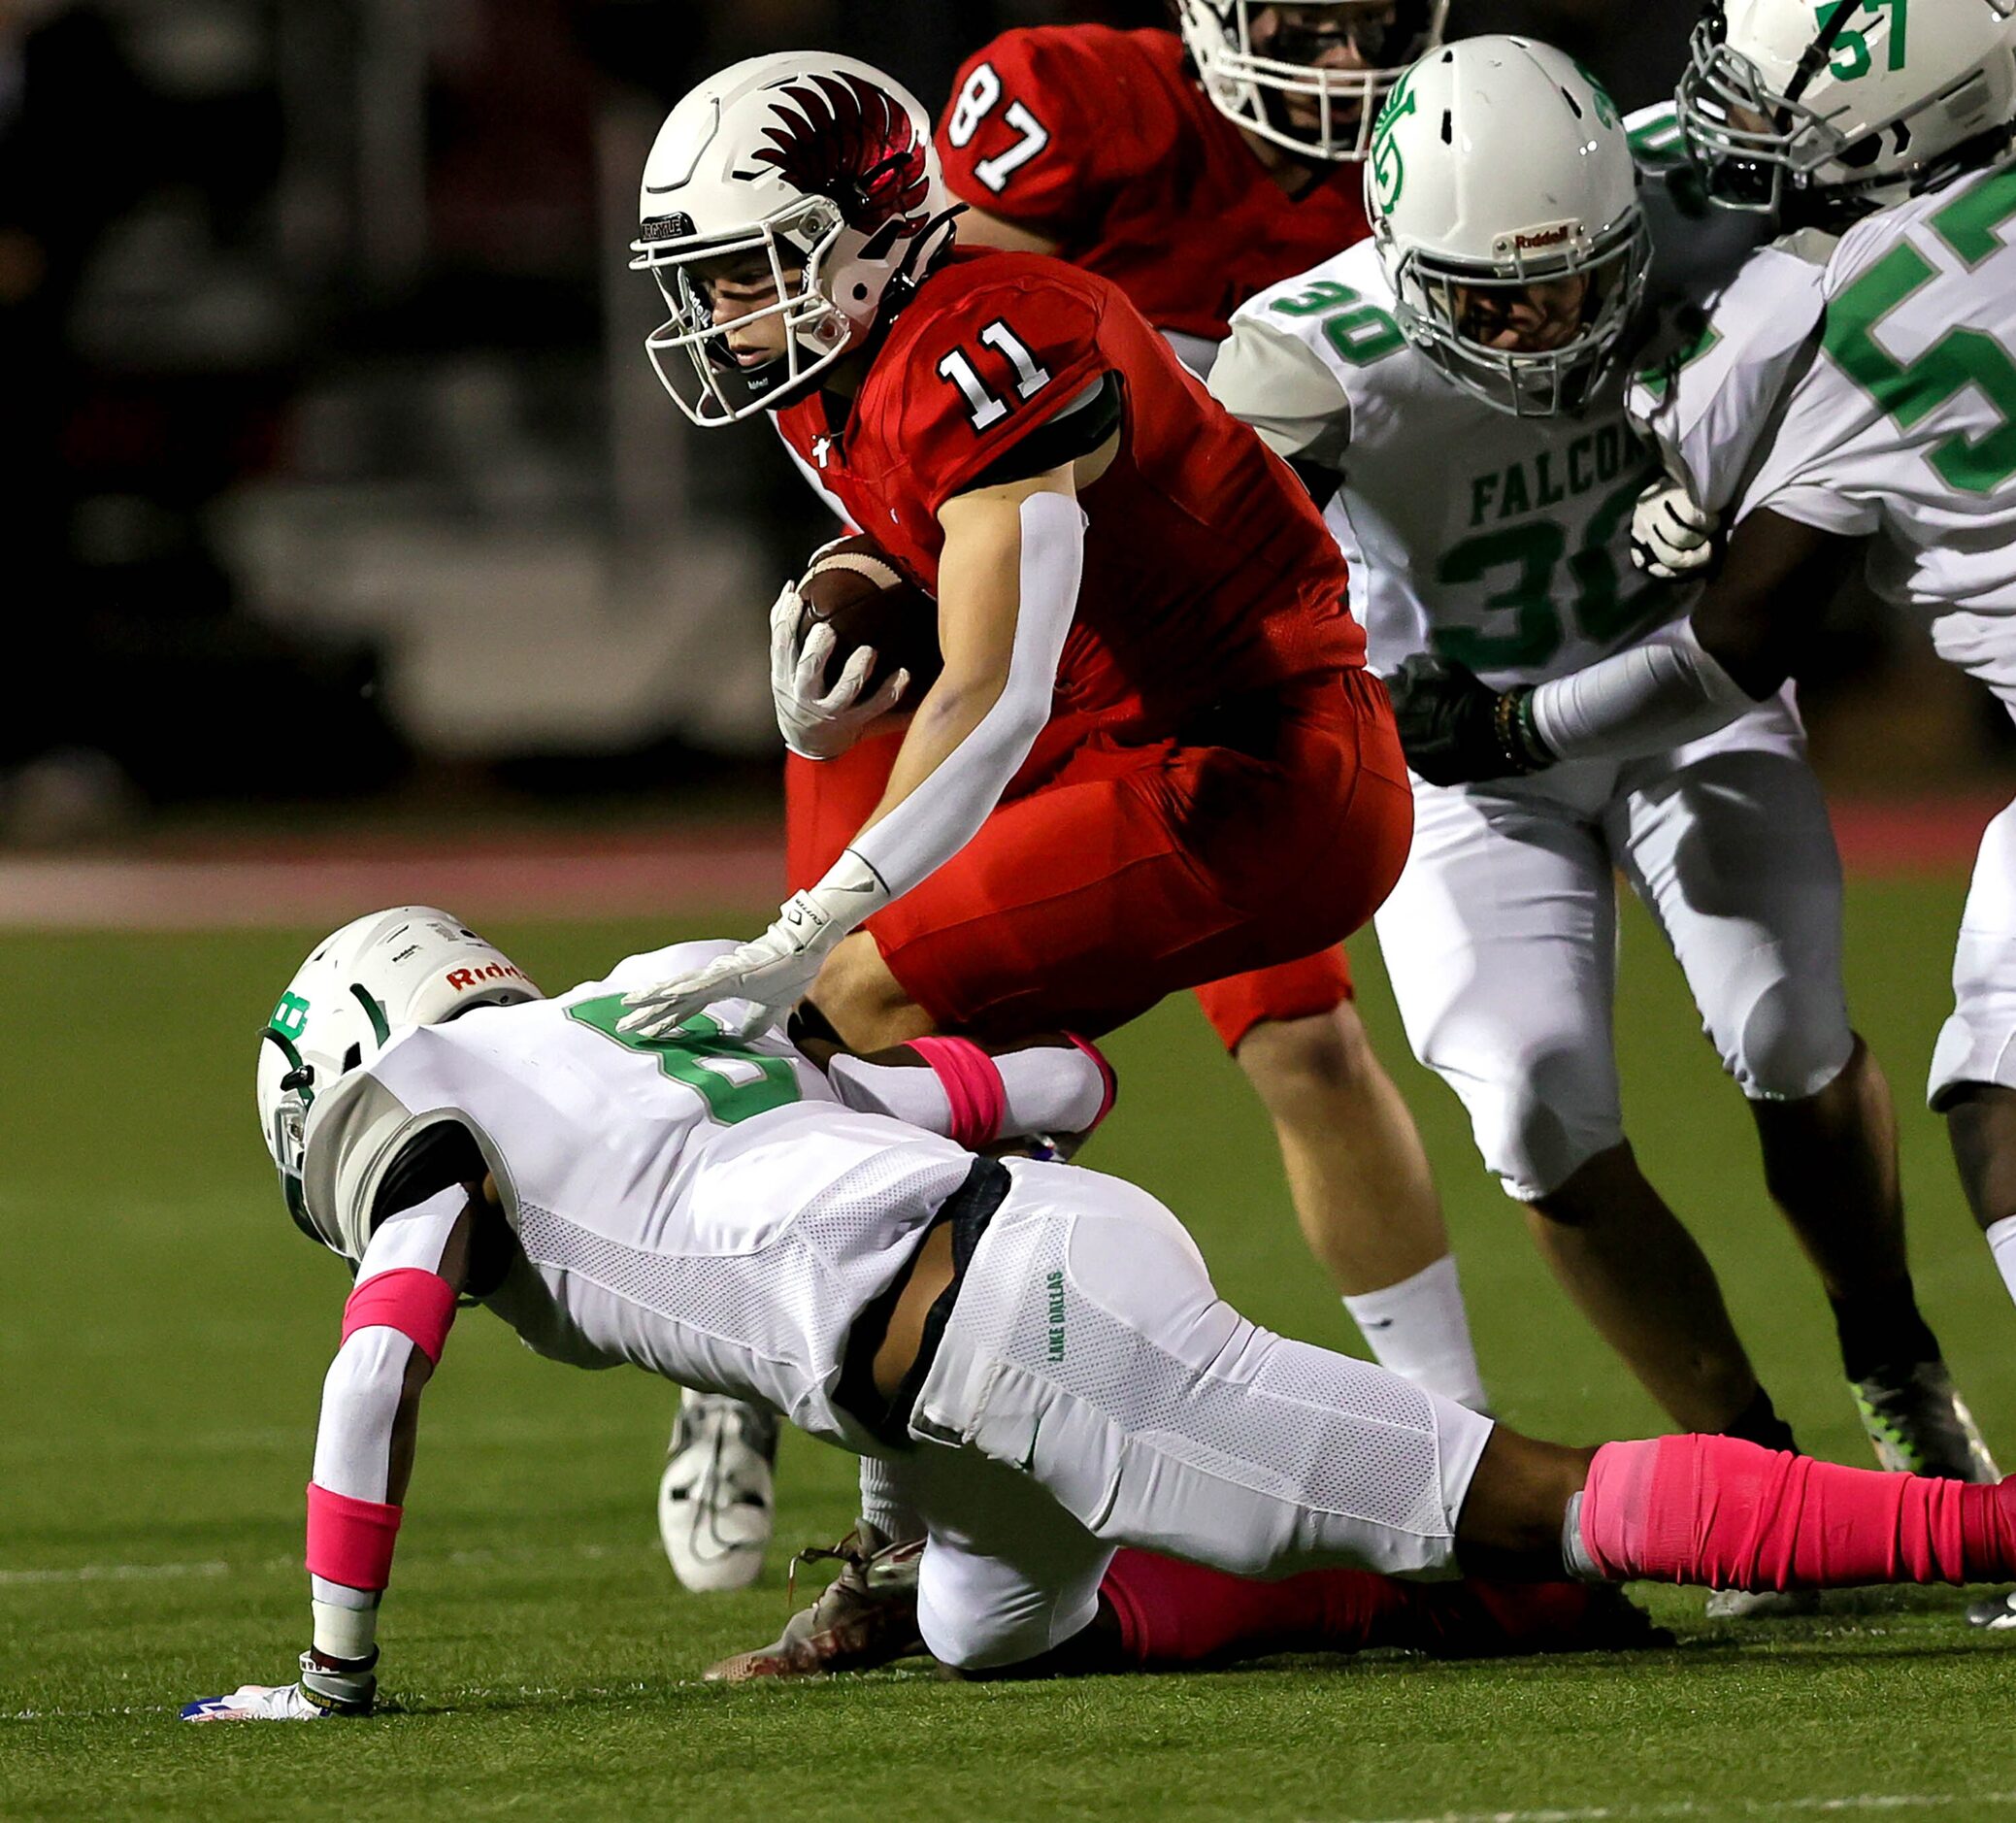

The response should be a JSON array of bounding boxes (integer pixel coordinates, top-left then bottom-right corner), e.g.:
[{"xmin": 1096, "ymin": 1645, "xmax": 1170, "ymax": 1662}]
[
  {"xmin": 183, "ymin": 906, "xmax": 2016, "ymax": 1717},
  {"xmin": 1210, "ymin": 36, "xmax": 1993, "ymax": 1504}
]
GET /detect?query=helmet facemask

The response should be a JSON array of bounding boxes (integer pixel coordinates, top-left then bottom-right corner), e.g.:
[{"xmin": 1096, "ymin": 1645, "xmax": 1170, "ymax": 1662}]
[
  {"xmin": 1678, "ymin": 5, "xmax": 2016, "ymax": 228},
  {"xmin": 637, "ymin": 197, "xmax": 857, "ymax": 426},
  {"xmin": 1678, "ymin": 17, "xmax": 1872, "ymax": 218},
  {"xmin": 1389, "ymin": 212, "xmax": 1652, "ymax": 418},
  {"xmin": 1177, "ymin": 0, "xmax": 1448, "ymax": 162}
]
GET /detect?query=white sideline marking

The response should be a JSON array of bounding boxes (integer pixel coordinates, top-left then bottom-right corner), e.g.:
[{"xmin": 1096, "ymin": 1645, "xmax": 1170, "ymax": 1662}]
[
  {"xmin": 0, "ymin": 840, "xmax": 781, "ymax": 930},
  {"xmin": 1348, "ymin": 1795, "xmax": 2016, "ymax": 1823},
  {"xmin": 0, "ymin": 1539, "xmax": 640, "ymax": 1590},
  {"xmin": 0, "ymin": 1560, "xmax": 230, "ymax": 1587}
]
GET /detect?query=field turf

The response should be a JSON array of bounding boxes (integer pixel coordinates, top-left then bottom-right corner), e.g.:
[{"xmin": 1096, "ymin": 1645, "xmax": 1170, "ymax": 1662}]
[{"xmin": 8, "ymin": 878, "xmax": 2016, "ymax": 1821}]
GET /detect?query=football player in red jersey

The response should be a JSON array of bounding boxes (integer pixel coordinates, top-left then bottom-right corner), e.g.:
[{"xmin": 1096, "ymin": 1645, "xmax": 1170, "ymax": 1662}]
[
  {"xmin": 624, "ymin": 51, "xmax": 1405, "ymax": 1050},
  {"xmin": 625, "ymin": 51, "xmax": 1433, "ymax": 1608},
  {"xmin": 941, "ymin": 4, "xmax": 1442, "ymax": 368},
  {"xmin": 780, "ymin": 2, "xmax": 1485, "ymax": 1448}
]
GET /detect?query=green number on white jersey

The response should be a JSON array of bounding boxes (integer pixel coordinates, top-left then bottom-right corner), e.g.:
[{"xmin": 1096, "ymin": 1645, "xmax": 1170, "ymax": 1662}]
[
  {"xmin": 566, "ymin": 998, "xmax": 801, "ymax": 1124},
  {"xmin": 1267, "ymin": 281, "xmax": 1406, "ymax": 366},
  {"xmin": 1430, "ymin": 473, "xmax": 1667, "ymax": 671},
  {"xmin": 1824, "ymin": 165, "xmax": 2016, "ymax": 496}
]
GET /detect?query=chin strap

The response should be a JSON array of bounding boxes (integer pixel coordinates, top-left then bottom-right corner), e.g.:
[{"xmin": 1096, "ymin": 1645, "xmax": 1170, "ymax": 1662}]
[{"xmin": 875, "ymin": 203, "xmax": 968, "ymax": 329}]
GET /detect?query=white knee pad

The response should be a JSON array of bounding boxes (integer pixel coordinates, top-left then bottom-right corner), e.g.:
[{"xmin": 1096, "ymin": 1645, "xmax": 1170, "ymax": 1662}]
[
  {"xmin": 1709, "ymin": 960, "xmax": 1853, "ymax": 1102},
  {"xmin": 915, "ymin": 1540, "xmax": 1103, "ymax": 1672},
  {"xmin": 1443, "ymin": 1032, "xmax": 1624, "ymax": 1203}
]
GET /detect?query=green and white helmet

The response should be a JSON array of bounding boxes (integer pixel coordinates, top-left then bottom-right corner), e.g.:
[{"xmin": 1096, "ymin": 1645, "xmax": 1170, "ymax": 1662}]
[
  {"xmin": 255, "ymin": 908, "xmax": 540, "ymax": 1252},
  {"xmin": 1679, "ymin": 0, "xmax": 2016, "ymax": 224},
  {"xmin": 1367, "ymin": 37, "xmax": 1650, "ymax": 417}
]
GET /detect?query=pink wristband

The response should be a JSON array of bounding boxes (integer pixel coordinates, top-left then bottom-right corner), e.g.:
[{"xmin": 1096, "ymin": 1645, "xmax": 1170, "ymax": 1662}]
[
  {"xmin": 906, "ymin": 1036, "xmax": 1008, "ymax": 1151},
  {"xmin": 342, "ymin": 1268, "xmax": 458, "ymax": 1366},
  {"xmin": 306, "ymin": 1482, "xmax": 403, "ymax": 1591}
]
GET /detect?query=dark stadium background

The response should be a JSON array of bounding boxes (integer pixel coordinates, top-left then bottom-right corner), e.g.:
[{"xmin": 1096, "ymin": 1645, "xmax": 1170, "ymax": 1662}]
[{"xmin": 3, "ymin": 0, "xmax": 1999, "ymax": 847}]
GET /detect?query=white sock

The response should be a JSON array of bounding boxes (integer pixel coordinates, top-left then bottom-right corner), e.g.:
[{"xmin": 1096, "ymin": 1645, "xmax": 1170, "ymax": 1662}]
[
  {"xmin": 1985, "ymin": 1213, "xmax": 2016, "ymax": 1309},
  {"xmin": 1340, "ymin": 1253, "xmax": 1490, "ymax": 1412},
  {"xmin": 857, "ymin": 1455, "xmax": 924, "ymax": 1544}
]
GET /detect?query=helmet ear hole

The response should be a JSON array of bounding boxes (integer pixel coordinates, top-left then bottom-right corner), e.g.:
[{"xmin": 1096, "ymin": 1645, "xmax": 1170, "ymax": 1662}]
[{"xmin": 342, "ymin": 1043, "xmax": 362, "ymax": 1073}]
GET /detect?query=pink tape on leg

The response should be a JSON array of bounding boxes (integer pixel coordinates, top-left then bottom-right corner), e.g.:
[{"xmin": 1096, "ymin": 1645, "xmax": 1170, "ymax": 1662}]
[
  {"xmin": 906, "ymin": 1037, "xmax": 1008, "ymax": 1150},
  {"xmin": 342, "ymin": 1268, "xmax": 458, "ymax": 1366},
  {"xmin": 1580, "ymin": 1434, "xmax": 1998, "ymax": 1592},
  {"xmin": 306, "ymin": 1482, "xmax": 403, "ymax": 1591},
  {"xmin": 1575, "ymin": 1439, "xmax": 1671, "ymax": 1582}
]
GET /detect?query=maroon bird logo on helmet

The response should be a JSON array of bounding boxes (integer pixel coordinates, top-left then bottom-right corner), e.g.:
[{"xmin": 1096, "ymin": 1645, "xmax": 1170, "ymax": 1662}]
[{"xmin": 750, "ymin": 73, "xmax": 933, "ymax": 237}]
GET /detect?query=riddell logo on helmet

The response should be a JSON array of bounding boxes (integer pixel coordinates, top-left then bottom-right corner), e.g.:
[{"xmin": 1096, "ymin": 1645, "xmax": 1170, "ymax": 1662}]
[
  {"xmin": 1513, "ymin": 224, "xmax": 1573, "ymax": 250},
  {"xmin": 446, "ymin": 961, "xmax": 526, "ymax": 991}
]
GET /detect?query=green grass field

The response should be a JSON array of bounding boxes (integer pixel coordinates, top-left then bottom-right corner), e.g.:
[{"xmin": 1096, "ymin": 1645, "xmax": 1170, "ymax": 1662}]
[{"xmin": 9, "ymin": 878, "xmax": 2016, "ymax": 1822}]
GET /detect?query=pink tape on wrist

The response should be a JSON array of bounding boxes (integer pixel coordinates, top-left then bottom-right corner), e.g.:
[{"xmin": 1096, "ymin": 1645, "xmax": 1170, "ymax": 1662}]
[
  {"xmin": 906, "ymin": 1037, "xmax": 1008, "ymax": 1151},
  {"xmin": 341, "ymin": 1268, "xmax": 458, "ymax": 1366},
  {"xmin": 306, "ymin": 1482, "xmax": 403, "ymax": 1592},
  {"xmin": 1065, "ymin": 1033, "xmax": 1118, "ymax": 1129}
]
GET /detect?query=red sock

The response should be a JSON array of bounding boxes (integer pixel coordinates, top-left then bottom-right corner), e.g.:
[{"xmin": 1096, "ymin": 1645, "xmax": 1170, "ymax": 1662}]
[
  {"xmin": 1099, "ymin": 1549, "xmax": 1415, "ymax": 1669},
  {"xmin": 1577, "ymin": 1434, "xmax": 2016, "ymax": 1589}
]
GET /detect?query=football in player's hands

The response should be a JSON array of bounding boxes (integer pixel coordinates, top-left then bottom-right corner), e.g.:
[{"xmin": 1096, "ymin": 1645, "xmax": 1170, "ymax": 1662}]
[{"xmin": 798, "ymin": 535, "xmax": 942, "ymax": 713}]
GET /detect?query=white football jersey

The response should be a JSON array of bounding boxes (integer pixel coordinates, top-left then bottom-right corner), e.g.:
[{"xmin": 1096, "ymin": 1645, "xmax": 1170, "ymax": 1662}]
[
  {"xmin": 1215, "ymin": 239, "xmax": 1680, "ymax": 689},
  {"xmin": 1633, "ymin": 159, "xmax": 2016, "ymax": 717},
  {"xmin": 299, "ymin": 942, "xmax": 976, "ymax": 1452}
]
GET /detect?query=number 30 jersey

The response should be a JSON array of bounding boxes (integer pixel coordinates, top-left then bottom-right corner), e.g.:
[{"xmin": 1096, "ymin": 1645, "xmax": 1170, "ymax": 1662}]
[
  {"xmin": 772, "ymin": 246, "xmax": 1362, "ymax": 739},
  {"xmin": 1633, "ymin": 161, "xmax": 2016, "ymax": 718},
  {"xmin": 1213, "ymin": 239, "xmax": 1675, "ymax": 689},
  {"xmin": 299, "ymin": 943, "xmax": 978, "ymax": 1453}
]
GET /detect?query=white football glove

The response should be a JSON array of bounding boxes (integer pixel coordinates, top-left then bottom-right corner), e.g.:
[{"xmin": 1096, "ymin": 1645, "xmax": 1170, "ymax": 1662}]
[
  {"xmin": 620, "ymin": 894, "xmax": 857, "ymax": 1044},
  {"xmin": 182, "ymin": 1653, "xmax": 376, "ymax": 1722},
  {"xmin": 770, "ymin": 581, "xmax": 911, "ymax": 762},
  {"xmin": 1629, "ymin": 480, "xmax": 1720, "ymax": 580}
]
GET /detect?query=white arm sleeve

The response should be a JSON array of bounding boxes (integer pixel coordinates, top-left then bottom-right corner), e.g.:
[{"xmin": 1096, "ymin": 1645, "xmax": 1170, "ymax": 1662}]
[
  {"xmin": 839, "ymin": 490, "xmax": 1083, "ymax": 904},
  {"xmin": 309, "ymin": 1184, "xmax": 462, "ymax": 1513},
  {"xmin": 1526, "ymin": 619, "xmax": 1764, "ymax": 765},
  {"xmin": 826, "ymin": 1042, "xmax": 1108, "ymax": 1141}
]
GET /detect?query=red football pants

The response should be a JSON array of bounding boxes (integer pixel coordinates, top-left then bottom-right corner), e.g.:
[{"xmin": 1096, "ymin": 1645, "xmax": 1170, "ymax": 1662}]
[{"xmin": 784, "ymin": 673, "xmax": 1397, "ymax": 1044}]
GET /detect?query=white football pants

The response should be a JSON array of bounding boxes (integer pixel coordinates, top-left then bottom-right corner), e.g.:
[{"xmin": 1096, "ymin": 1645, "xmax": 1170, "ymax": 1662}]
[
  {"xmin": 1930, "ymin": 795, "xmax": 2016, "ymax": 1107},
  {"xmin": 1372, "ymin": 689, "xmax": 1855, "ymax": 1201},
  {"xmin": 895, "ymin": 1159, "xmax": 1495, "ymax": 1671}
]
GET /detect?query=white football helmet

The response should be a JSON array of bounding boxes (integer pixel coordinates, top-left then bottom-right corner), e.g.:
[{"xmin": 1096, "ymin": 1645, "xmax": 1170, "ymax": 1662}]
[
  {"xmin": 1679, "ymin": 0, "xmax": 2016, "ymax": 223},
  {"xmin": 1175, "ymin": 0, "xmax": 1450, "ymax": 161},
  {"xmin": 1367, "ymin": 37, "xmax": 1649, "ymax": 417},
  {"xmin": 256, "ymin": 908, "xmax": 540, "ymax": 1254},
  {"xmin": 630, "ymin": 52, "xmax": 956, "ymax": 426}
]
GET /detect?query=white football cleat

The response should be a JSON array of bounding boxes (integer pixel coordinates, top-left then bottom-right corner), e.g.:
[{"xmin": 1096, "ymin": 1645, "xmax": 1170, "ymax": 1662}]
[
  {"xmin": 1966, "ymin": 1590, "xmax": 2016, "ymax": 1630},
  {"xmin": 659, "ymin": 1390, "xmax": 777, "ymax": 1593},
  {"xmin": 1702, "ymin": 1587, "xmax": 1820, "ymax": 1620}
]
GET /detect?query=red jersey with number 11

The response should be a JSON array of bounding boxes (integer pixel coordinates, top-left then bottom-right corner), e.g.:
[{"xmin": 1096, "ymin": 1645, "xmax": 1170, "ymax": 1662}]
[{"xmin": 773, "ymin": 248, "xmax": 1362, "ymax": 739}]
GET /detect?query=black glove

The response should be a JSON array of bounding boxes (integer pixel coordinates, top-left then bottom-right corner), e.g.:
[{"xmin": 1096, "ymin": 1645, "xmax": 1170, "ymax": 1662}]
[{"xmin": 1384, "ymin": 653, "xmax": 1555, "ymax": 787}]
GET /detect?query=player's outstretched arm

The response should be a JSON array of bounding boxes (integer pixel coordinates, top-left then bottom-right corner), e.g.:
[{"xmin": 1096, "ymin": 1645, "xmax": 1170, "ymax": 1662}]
[
  {"xmin": 1523, "ymin": 508, "xmax": 1860, "ymax": 764},
  {"xmin": 619, "ymin": 459, "xmax": 1088, "ymax": 1041},
  {"xmin": 1390, "ymin": 510, "xmax": 1862, "ymax": 784},
  {"xmin": 182, "ymin": 1185, "xmax": 477, "ymax": 1722}
]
